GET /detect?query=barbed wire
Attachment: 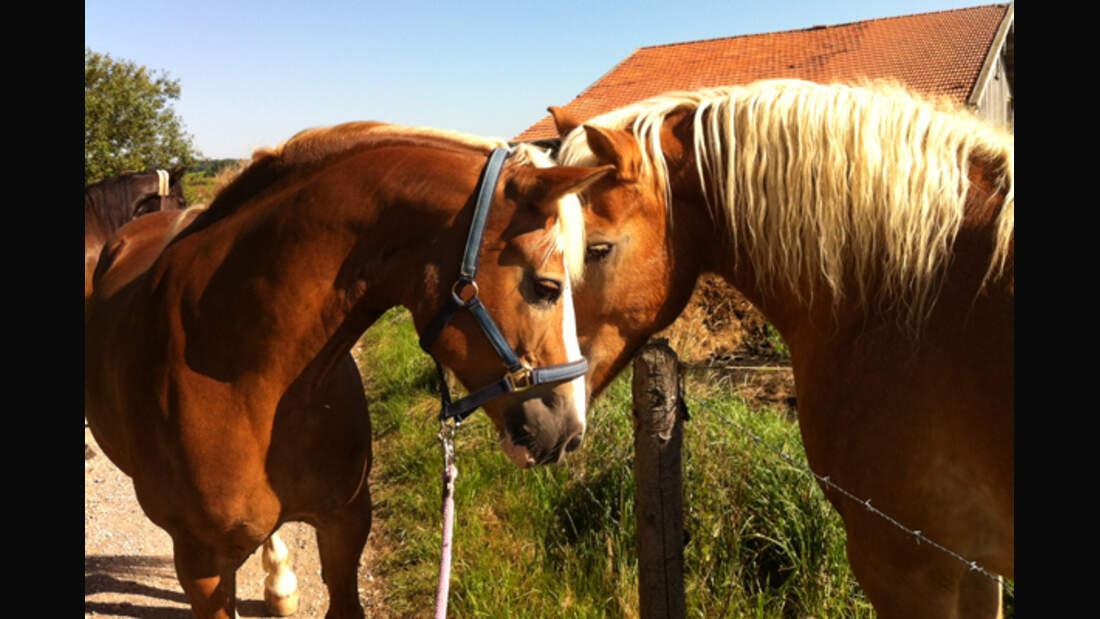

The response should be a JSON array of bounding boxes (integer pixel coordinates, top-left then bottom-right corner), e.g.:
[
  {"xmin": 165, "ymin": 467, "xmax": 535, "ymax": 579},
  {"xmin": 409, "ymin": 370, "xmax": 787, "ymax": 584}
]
[{"xmin": 683, "ymin": 392, "xmax": 1013, "ymax": 597}]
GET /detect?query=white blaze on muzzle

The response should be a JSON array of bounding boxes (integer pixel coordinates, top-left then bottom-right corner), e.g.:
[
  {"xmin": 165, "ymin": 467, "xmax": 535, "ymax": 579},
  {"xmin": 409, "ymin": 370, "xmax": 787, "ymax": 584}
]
[
  {"xmin": 560, "ymin": 258, "xmax": 587, "ymax": 428},
  {"xmin": 498, "ymin": 255, "xmax": 586, "ymax": 470}
]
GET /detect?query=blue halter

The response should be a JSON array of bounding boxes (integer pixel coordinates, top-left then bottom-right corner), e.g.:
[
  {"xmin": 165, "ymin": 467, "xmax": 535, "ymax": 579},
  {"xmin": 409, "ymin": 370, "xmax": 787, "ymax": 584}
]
[{"xmin": 418, "ymin": 147, "xmax": 589, "ymax": 424}]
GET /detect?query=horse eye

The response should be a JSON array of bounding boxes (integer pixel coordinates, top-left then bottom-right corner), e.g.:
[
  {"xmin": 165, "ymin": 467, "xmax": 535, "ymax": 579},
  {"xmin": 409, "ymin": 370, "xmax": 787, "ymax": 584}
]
[
  {"xmin": 585, "ymin": 242, "xmax": 613, "ymax": 263},
  {"xmin": 534, "ymin": 277, "xmax": 562, "ymax": 303}
]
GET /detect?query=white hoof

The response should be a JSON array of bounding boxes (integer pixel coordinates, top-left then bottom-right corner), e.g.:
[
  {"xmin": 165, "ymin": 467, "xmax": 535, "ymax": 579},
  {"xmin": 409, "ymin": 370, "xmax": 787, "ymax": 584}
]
[{"xmin": 264, "ymin": 587, "xmax": 300, "ymax": 617}]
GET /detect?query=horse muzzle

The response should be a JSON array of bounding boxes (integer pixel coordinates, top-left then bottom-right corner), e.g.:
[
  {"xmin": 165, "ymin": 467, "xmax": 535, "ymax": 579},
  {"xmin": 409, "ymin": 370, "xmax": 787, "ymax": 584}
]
[{"xmin": 498, "ymin": 391, "xmax": 585, "ymax": 468}]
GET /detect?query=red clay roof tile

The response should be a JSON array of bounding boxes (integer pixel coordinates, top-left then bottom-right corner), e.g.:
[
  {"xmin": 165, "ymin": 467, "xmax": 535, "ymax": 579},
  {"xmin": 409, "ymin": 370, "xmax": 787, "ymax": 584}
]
[{"xmin": 516, "ymin": 4, "xmax": 1010, "ymax": 141}]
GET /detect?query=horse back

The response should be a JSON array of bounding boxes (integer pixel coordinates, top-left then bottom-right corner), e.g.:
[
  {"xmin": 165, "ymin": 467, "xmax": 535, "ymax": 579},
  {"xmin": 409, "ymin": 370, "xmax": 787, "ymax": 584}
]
[{"xmin": 91, "ymin": 209, "xmax": 203, "ymax": 300}]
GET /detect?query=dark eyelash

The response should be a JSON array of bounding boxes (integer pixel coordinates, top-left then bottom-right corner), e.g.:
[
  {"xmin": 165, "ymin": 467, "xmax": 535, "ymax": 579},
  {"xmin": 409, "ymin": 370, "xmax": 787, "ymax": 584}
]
[
  {"xmin": 534, "ymin": 278, "xmax": 562, "ymax": 303},
  {"xmin": 586, "ymin": 243, "xmax": 613, "ymax": 263}
]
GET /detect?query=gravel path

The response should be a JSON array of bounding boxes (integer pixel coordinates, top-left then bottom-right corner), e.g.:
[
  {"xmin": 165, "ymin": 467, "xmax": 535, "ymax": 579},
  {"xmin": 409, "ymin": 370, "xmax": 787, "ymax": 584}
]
[{"xmin": 84, "ymin": 427, "xmax": 389, "ymax": 618}]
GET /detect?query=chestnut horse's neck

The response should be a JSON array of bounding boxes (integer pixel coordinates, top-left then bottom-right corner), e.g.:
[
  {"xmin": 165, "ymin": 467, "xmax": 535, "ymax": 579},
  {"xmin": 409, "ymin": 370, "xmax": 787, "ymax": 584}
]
[
  {"xmin": 148, "ymin": 143, "xmax": 481, "ymax": 396},
  {"xmin": 658, "ymin": 104, "xmax": 1013, "ymax": 351},
  {"xmin": 86, "ymin": 174, "xmax": 141, "ymax": 239},
  {"xmin": 652, "ymin": 111, "xmax": 803, "ymax": 334}
]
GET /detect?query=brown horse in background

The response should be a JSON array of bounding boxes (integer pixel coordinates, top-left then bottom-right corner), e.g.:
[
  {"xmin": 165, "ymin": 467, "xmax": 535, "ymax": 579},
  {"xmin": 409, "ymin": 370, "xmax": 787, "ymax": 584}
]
[
  {"xmin": 85, "ymin": 123, "xmax": 610, "ymax": 618},
  {"xmin": 553, "ymin": 80, "xmax": 1013, "ymax": 618},
  {"xmin": 85, "ymin": 167, "xmax": 187, "ymax": 301}
]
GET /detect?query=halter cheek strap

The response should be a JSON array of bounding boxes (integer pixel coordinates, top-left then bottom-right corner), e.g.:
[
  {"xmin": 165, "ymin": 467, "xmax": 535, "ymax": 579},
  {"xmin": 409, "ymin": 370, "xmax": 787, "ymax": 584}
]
[{"xmin": 418, "ymin": 147, "xmax": 589, "ymax": 424}]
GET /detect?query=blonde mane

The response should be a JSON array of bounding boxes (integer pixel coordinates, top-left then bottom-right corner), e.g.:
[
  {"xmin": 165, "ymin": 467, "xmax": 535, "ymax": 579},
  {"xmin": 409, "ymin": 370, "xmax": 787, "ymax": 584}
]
[
  {"xmin": 559, "ymin": 79, "xmax": 1014, "ymax": 327},
  {"xmin": 216, "ymin": 123, "xmax": 584, "ymax": 282}
]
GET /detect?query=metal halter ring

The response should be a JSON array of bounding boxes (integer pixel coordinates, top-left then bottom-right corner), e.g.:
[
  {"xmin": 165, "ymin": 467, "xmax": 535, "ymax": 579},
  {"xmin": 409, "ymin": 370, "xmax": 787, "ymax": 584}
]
[{"xmin": 450, "ymin": 279, "xmax": 479, "ymax": 306}]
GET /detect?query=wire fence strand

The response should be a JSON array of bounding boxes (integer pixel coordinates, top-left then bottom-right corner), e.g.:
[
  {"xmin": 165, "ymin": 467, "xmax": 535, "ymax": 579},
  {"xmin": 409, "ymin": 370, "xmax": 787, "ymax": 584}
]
[{"xmin": 683, "ymin": 391, "xmax": 1013, "ymax": 597}]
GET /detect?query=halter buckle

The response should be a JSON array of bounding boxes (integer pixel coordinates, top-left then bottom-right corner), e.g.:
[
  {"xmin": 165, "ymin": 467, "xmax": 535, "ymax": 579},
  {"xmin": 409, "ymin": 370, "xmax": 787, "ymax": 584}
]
[{"xmin": 506, "ymin": 365, "xmax": 534, "ymax": 392}]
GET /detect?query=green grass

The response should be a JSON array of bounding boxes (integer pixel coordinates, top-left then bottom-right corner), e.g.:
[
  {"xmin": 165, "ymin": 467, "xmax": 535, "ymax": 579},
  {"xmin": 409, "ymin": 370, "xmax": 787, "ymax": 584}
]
[
  {"xmin": 677, "ymin": 389, "xmax": 869, "ymax": 618},
  {"xmin": 763, "ymin": 323, "xmax": 791, "ymax": 361},
  {"xmin": 354, "ymin": 307, "xmax": 1006, "ymax": 618}
]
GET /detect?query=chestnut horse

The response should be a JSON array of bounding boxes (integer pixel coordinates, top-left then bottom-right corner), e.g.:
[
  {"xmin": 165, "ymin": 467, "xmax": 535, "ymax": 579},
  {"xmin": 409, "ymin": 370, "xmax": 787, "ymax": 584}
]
[
  {"xmin": 85, "ymin": 167, "xmax": 188, "ymax": 301},
  {"xmin": 552, "ymin": 80, "xmax": 1013, "ymax": 618},
  {"xmin": 85, "ymin": 123, "xmax": 611, "ymax": 618}
]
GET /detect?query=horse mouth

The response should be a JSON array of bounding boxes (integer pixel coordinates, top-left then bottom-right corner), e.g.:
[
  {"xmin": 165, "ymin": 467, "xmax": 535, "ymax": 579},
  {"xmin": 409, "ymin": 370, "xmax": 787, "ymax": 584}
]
[
  {"xmin": 500, "ymin": 428, "xmax": 580, "ymax": 468},
  {"xmin": 499, "ymin": 431, "xmax": 537, "ymax": 468}
]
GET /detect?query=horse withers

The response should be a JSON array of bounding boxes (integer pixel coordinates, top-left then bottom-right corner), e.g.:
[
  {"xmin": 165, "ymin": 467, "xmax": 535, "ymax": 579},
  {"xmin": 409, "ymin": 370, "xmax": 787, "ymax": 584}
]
[
  {"xmin": 552, "ymin": 80, "xmax": 1013, "ymax": 618},
  {"xmin": 84, "ymin": 123, "xmax": 611, "ymax": 619},
  {"xmin": 84, "ymin": 167, "xmax": 187, "ymax": 301}
]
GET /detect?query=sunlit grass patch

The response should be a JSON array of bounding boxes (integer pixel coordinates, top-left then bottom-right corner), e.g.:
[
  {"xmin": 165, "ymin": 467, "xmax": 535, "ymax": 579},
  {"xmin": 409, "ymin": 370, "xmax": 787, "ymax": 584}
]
[{"xmin": 356, "ymin": 307, "xmax": 873, "ymax": 617}]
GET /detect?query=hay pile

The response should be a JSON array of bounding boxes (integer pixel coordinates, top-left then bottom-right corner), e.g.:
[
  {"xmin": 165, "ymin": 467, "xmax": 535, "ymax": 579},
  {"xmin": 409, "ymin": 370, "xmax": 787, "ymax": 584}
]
[{"xmin": 657, "ymin": 275, "xmax": 796, "ymax": 412}]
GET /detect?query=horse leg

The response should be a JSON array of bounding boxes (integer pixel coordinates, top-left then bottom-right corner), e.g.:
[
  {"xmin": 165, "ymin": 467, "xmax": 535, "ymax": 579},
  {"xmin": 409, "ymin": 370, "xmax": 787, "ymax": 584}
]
[
  {"xmin": 314, "ymin": 488, "xmax": 372, "ymax": 619},
  {"xmin": 844, "ymin": 530, "xmax": 955, "ymax": 618},
  {"xmin": 843, "ymin": 513, "xmax": 1002, "ymax": 619},
  {"xmin": 957, "ymin": 572, "xmax": 1004, "ymax": 619},
  {"xmin": 171, "ymin": 531, "xmax": 239, "ymax": 619},
  {"xmin": 262, "ymin": 530, "xmax": 300, "ymax": 616}
]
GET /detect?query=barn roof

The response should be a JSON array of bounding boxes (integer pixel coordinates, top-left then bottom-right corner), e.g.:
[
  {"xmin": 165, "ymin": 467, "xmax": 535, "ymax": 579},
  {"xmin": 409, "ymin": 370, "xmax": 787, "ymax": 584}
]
[{"xmin": 516, "ymin": 3, "xmax": 1013, "ymax": 141}]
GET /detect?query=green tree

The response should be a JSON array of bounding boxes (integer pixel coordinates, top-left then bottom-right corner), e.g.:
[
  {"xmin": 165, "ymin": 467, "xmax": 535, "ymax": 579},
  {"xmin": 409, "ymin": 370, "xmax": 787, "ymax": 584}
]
[{"xmin": 85, "ymin": 48, "xmax": 201, "ymax": 184}]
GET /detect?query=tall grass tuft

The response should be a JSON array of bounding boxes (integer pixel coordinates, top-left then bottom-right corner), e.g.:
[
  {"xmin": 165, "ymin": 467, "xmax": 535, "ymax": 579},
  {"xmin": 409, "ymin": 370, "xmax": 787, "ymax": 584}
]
[{"xmin": 354, "ymin": 308, "xmax": 875, "ymax": 617}]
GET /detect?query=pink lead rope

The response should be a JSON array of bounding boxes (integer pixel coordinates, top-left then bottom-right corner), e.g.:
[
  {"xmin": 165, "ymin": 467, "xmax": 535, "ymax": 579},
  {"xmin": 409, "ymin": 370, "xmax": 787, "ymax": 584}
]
[{"xmin": 434, "ymin": 423, "xmax": 459, "ymax": 619}]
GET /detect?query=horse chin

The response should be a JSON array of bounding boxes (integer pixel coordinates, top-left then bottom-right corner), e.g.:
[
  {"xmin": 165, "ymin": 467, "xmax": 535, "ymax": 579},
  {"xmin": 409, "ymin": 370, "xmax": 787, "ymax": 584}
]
[{"xmin": 499, "ymin": 432, "xmax": 536, "ymax": 469}]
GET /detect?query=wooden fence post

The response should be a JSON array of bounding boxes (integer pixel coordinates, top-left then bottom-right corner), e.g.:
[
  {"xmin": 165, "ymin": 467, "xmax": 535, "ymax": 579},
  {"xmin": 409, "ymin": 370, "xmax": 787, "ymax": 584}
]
[{"xmin": 632, "ymin": 338, "xmax": 687, "ymax": 619}]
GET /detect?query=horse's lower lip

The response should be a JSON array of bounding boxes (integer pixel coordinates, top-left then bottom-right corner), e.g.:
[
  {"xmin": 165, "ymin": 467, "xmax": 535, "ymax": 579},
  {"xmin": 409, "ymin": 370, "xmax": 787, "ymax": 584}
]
[{"xmin": 500, "ymin": 432, "xmax": 536, "ymax": 468}]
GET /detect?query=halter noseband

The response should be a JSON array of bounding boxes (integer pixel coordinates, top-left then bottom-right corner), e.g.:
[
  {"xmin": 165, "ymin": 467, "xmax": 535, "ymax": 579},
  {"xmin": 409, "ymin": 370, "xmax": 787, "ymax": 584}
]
[{"xmin": 418, "ymin": 147, "xmax": 589, "ymax": 424}]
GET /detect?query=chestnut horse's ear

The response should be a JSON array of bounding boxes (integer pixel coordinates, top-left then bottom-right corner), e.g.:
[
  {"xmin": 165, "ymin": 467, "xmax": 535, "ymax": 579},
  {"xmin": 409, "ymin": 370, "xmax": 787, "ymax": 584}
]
[
  {"xmin": 169, "ymin": 166, "xmax": 188, "ymax": 184},
  {"xmin": 548, "ymin": 106, "xmax": 582, "ymax": 137},
  {"xmin": 583, "ymin": 125, "xmax": 642, "ymax": 183},
  {"xmin": 509, "ymin": 165, "xmax": 615, "ymax": 216}
]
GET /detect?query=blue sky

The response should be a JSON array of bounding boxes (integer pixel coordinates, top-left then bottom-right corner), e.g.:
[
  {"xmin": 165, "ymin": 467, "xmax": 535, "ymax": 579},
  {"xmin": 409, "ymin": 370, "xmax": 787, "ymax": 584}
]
[{"xmin": 86, "ymin": 0, "xmax": 991, "ymax": 160}]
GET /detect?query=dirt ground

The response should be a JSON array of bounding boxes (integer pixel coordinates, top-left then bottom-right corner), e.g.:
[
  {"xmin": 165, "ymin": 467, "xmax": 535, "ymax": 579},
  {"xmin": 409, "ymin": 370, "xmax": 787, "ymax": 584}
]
[
  {"xmin": 84, "ymin": 276, "xmax": 792, "ymax": 618},
  {"xmin": 84, "ymin": 425, "xmax": 392, "ymax": 618}
]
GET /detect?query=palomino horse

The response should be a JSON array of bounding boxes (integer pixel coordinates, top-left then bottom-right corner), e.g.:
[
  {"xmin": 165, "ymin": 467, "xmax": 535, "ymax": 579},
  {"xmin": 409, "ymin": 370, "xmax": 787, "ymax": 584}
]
[
  {"xmin": 85, "ymin": 167, "xmax": 188, "ymax": 301},
  {"xmin": 85, "ymin": 122, "xmax": 612, "ymax": 618},
  {"xmin": 552, "ymin": 79, "xmax": 1013, "ymax": 618}
]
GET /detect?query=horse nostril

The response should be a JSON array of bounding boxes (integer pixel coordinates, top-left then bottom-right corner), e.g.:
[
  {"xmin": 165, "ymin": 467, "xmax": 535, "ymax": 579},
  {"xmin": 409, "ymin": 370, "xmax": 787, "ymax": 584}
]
[{"xmin": 565, "ymin": 434, "xmax": 584, "ymax": 453}]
